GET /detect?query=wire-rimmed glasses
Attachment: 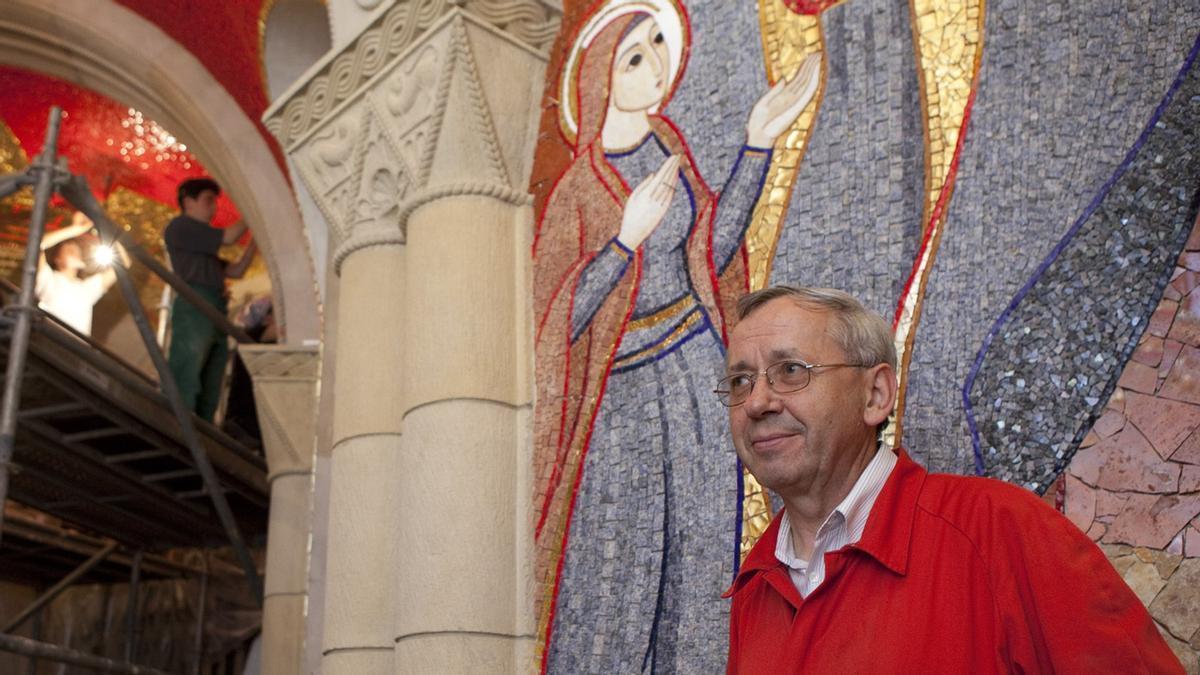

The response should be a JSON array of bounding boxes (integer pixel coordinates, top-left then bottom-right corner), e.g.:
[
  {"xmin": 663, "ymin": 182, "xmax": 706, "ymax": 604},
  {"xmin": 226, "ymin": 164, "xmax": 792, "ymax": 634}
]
[{"xmin": 714, "ymin": 360, "xmax": 869, "ymax": 407}]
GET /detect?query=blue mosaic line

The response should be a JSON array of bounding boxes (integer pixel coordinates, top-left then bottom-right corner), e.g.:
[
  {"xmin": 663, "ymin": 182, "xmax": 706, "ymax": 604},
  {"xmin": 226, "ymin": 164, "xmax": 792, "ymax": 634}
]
[{"xmin": 962, "ymin": 30, "xmax": 1200, "ymax": 476}]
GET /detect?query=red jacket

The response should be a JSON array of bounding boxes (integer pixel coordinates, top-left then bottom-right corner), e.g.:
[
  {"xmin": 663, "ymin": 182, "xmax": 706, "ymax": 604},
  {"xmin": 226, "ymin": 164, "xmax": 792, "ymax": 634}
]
[{"xmin": 726, "ymin": 450, "xmax": 1183, "ymax": 674}]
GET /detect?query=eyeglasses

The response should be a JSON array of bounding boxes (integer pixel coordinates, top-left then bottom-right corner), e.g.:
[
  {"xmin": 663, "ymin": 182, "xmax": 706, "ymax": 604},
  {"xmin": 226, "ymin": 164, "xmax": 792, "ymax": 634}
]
[{"xmin": 714, "ymin": 359, "xmax": 870, "ymax": 407}]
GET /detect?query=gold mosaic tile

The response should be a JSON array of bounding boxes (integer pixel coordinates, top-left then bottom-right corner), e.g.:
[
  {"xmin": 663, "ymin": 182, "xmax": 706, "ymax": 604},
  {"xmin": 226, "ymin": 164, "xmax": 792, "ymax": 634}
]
[
  {"xmin": 741, "ymin": 0, "xmax": 828, "ymax": 561},
  {"xmin": 891, "ymin": 0, "xmax": 985, "ymax": 442},
  {"xmin": 744, "ymin": 0, "xmax": 985, "ymax": 555}
]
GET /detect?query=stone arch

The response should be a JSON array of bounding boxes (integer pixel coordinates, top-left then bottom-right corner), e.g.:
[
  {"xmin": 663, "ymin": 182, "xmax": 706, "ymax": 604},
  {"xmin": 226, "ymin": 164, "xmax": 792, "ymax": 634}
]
[
  {"xmin": 263, "ymin": 0, "xmax": 332, "ymax": 102},
  {"xmin": 0, "ymin": 0, "xmax": 321, "ymax": 343}
]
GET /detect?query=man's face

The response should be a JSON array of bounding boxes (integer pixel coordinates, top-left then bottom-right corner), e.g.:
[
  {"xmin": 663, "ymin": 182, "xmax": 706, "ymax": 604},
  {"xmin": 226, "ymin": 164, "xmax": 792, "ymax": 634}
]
[
  {"xmin": 54, "ymin": 241, "xmax": 84, "ymax": 272},
  {"xmin": 725, "ymin": 298, "xmax": 876, "ymax": 499},
  {"xmin": 184, "ymin": 189, "xmax": 219, "ymax": 223}
]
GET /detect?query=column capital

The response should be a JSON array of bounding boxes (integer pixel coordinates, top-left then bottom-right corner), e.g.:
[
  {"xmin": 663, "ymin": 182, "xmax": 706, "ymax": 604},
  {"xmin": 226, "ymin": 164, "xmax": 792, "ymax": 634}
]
[
  {"xmin": 267, "ymin": 2, "xmax": 558, "ymax": 274},
  {"xmin": 241, "ymin": 345, "xmax": 321, "ymax": 478}
]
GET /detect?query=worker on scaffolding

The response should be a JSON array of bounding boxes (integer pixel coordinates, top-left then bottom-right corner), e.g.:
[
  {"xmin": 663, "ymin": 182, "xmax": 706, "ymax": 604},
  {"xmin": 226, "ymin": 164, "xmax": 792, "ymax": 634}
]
[
  {"xmin": 36, "ymin": 211, "xmax": 128, "ymax": 336},
  {"xmin": 164, "ymin": 177, "xmax": 257, "ymax": 422}
]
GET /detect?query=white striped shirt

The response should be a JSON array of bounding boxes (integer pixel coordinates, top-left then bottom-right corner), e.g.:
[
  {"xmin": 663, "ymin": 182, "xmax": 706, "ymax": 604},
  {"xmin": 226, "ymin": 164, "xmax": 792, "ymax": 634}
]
[{"xmin": 774, "ymin": 447, "xmax": 898, "ymax": 597}]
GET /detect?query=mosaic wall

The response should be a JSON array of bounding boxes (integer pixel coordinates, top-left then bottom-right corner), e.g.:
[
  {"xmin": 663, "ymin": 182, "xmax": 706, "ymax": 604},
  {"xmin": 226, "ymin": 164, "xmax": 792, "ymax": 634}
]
[
  {"xmin": 529, "ymin": 0, "xmax": 1200, "ymax": 670},
  {"xmin": 1060, "ymin": 216, "xmax": 1200, "ymax": 671}
]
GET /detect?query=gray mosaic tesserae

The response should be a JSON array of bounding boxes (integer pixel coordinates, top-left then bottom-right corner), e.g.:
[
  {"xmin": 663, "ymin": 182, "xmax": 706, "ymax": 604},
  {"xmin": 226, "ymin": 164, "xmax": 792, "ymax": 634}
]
[
  {"xmin": 903, "ymin": 0, "xmax": 1200, "ymax": 476},
  {"xmin": 665, "ymin": 1, "xmax": 769, "ymax": 181},
  {"xmin": 547, "ymin": 5, "xmax": 774, "ymax": 668},
  {"xmin": 547, "ymin": 322, "xmax": 737, "ymax": 674},
  {"xmin": 769, "ymin": 0, "xmax": 926, "ymax": 318},
  {"xmin": 542, "ymin": 0, "xmax": 1200, "ymax": 669},
  {"xmin": 967, "ymin": 53, "xmax": 1200, "ymax": 491}
]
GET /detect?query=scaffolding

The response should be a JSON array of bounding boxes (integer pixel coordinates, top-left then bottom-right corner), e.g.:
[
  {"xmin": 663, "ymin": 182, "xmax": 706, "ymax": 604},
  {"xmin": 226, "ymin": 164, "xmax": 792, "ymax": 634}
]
[{"xmin": 0, "ymin": 108, "xmax": 268, "ymax": 673}]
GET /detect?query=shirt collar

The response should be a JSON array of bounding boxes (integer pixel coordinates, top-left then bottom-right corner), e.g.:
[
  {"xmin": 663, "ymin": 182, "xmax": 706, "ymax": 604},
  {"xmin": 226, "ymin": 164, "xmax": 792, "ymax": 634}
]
[
  {"xmin": 845, "ymin": 449, "xmax": 925, "ymax": 575},
  {"xmin": 772, "ymin": 447, "xmax": 897, "ymax": 571},
  {"xmin": 728, "ymin": 448, "xmax": 927, "ymax": 597}
]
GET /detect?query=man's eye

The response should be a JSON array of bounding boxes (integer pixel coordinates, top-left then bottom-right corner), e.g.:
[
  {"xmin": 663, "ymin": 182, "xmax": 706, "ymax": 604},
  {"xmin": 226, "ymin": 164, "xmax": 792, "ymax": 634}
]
[
  {"xmin": 654, "ymin": 32, "xmax": 665, "ymax": 44},
  {"xmin": 728, "ymin": 375, "xmax": 752, "ymax": 390},
  {"xmin": 628, "ymin": 53, "xmax": 643, "ymax": 68},
  {"xmin": 781, "ymin": 362, "xmax": 805, "ymax": 375}
]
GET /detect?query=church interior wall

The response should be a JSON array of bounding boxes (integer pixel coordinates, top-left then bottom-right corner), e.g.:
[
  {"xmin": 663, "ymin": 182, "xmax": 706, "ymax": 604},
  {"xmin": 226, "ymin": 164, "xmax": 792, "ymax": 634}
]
[
  {"xmin": 0, "ymin": 0, "xmax": 1197, "ymax": 672},
  {"xmin": 525, "ymin": 0, "xmax": 1200, "ymax": 670}
]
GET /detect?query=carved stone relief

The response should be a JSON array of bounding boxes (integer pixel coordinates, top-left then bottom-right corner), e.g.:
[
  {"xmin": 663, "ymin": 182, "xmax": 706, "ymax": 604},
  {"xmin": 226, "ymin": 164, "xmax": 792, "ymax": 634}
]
[
  {"xmin": 376, "ymin": 43, "xmax": 442, "ymax": 177},
  {"xmin": 293, "ymin": 102, "xmax": 367, "ymax": 247},
  {"xmin": 265, "ymin": 0, "xmax": 560, "ymax": 151},
  {"xmin": 287, "ymin": 10, "xmax": 546, "ymax": 271},
  {"xmin": 348, "ymin": 109, "xmax": 410, "ymax": 234}
]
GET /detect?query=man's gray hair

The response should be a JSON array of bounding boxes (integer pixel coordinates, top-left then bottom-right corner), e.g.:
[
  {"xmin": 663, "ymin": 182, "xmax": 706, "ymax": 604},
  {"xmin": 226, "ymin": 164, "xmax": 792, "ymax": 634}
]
[{"xmin": 736, "ymin": 285, "xmax": 898, "ymax": 370}]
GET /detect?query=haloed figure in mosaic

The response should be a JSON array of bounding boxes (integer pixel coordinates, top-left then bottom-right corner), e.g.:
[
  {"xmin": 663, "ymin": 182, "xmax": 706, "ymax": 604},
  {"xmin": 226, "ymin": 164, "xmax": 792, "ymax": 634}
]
[{"xmin": 532, "ymin": 1, "xmax": 820, "ymax": 671}]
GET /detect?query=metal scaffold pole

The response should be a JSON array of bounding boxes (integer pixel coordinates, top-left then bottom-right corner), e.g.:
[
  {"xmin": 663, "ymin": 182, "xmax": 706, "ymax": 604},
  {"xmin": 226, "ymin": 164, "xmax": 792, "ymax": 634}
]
[
  {"xmin": 0, "ymin": 634, "xmax": 172, "ymax": 675},
  {"xmin": 1, "ymin": 541, "xmax": 119, "ymax": 633},
  {"xmin": 61, "ymin": 178, "xmax": 264, "ymax": 603},
  {"xmin": 0, "ymin": 107, "xmax": 63, "ymax": 546}
]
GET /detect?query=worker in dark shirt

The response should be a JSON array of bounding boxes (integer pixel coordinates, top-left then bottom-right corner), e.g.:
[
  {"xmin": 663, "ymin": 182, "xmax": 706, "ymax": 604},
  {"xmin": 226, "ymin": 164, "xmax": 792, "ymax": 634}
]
[{"xmin": 164, "ymin": 177, "xmax": 256, "ymax": 421}]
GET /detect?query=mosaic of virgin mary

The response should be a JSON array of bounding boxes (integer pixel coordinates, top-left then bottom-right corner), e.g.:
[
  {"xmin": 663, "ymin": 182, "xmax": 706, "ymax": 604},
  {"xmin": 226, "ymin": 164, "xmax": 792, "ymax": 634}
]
[{"xmin": 531, "ymin": 0, "xmax": 819, "ymax": 671}]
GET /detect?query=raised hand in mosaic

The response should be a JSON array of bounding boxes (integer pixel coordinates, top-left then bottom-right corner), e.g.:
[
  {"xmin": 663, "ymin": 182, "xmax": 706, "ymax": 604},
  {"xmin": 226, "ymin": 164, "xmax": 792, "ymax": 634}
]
[
  {"xmin": 746, "ymin": 52, "xmax": 821, "ymax": 149},
  {"xmin": 617, "ymin": 154, "xmax": 681, "ymax": 249}
]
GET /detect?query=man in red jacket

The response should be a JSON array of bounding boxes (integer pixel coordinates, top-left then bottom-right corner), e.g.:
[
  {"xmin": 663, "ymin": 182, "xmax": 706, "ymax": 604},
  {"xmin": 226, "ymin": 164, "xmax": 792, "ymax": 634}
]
[{"xmin": 719, "ymin": 285, "xmax": 1183, "ymax": 674}]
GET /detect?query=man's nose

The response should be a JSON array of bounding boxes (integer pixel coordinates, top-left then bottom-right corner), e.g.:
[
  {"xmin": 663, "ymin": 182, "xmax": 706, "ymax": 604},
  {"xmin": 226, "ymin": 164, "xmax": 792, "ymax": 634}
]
[{"xmin": 741, "ymin": 375, "xmax": 781, "ymax": 417}]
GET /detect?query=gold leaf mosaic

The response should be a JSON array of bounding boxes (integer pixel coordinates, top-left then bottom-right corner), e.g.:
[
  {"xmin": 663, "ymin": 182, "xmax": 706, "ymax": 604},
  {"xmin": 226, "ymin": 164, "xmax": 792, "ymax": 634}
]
[
  {"xmin": 743, "ymin": 0, "xmax": 985, "ymax": 557},
  {"xmin": 892, "ymin": 0, "xmax": 985, "ymax": 441},
  {"xmin": 743, "ymin": 0, "xmax": 830, "ymax": 562}
]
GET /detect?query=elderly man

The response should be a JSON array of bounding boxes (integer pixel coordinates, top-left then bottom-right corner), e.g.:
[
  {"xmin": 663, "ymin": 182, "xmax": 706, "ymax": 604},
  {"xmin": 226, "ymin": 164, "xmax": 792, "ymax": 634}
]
[{"xmin": 721, "ymin": 286, "xmax": 1182, "ymax": 673}]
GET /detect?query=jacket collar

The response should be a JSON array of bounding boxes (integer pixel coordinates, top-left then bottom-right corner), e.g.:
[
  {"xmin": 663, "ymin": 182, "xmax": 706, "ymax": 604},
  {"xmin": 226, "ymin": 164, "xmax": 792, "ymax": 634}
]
[{"xmin": 725, "ymin": 449, "xmax": 927, "ymax": 598}]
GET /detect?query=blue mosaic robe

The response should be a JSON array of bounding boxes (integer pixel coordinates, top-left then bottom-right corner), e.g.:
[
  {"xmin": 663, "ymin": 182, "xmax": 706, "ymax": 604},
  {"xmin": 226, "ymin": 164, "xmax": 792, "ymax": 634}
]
[{"xmin": 547, "ymin": 132, "xmax": 770, "ymax": 674}]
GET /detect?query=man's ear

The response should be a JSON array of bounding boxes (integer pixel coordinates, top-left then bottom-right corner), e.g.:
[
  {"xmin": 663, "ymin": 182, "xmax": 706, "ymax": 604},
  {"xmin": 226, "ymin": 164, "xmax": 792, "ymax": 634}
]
[{"xmin": 863, "ymin": 363, "xmax": 897, "ymax": 429}]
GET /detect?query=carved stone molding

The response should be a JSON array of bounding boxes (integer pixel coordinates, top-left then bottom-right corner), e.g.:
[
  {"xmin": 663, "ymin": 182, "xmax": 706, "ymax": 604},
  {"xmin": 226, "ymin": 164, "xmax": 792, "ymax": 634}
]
[
  {"xmin": 242, "ymin": 345, "xmax": 321, "ymax": 380},
  {"xmin": 287, "ymin": 10, "xmax": 551, "ymax": 270},
  {"xmin": 242, "ymin": 345, "xmax": 320, "ymax": 478},
  {"xmin": 331, "ymin": 225, "xmax": 409, "ymax": 272},
  {"xmin": 264, "ymin": 0, "xmax": 560, "ymax": 151}
]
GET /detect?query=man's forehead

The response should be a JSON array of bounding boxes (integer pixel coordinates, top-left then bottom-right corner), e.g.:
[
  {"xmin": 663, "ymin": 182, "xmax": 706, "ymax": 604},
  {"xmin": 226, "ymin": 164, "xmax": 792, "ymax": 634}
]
[
  {"xmin": 728, "ymin": 304, "xmax": 834, "ymax": 363},
  {"xmin": 732, "ymin": 300, "xmax": 831, "ymax": 341}
]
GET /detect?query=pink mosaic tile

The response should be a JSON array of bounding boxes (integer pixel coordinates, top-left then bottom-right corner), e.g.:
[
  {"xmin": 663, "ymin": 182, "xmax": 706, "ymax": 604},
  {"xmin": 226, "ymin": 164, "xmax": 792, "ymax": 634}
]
[
  {"xmin": 1107, "ymin": 388, "xmax": 1127, "ymax": 412},
  {"xmin": 1093, "ymin": 407, "xmax": 1127, "ymax": 438},
  {"xmin": 1118, "ymin": 360, "xmax": 1161, "ymax": 395},
  {"xmin": 1106, "ymin": 493, "xmax": 1200, "ymax": 549},
  {"xmin": 1095, "ymin": 489, "xmax": 1132, "ymax": 517},
  {"xmin": 1068, "ymin": 425, "xmax": 1179, "ymax": 493},
  {"xmin": 1169, "ymin": 293, "xmax": 1200, "ymax": 347},
  {"xmin": 1161, "ymin": 345, "xmax": 1200, "ymax": 405},
  {"xmin": 1124, "ymin": 391, "xmax": 1200, "ymax": 459},
  {"xmin": 1173, "ymin": 430, "xmax": 1200, "ymax": 466},
  {"xmin": 1064, "ymin": 474, "xmax": 1095, "ymax": 534},
  {"xmin": 1149, "ymin": 300, "xmax": 1181, "ymax": 338},
  {"xmin": 1133, "ymin": 336, "xmax": 1165, "ymax": 367},
  {"xmin": 1186, "ymin": 525, "xmax": 1200, "ymax": 558},
  {"xmin": 1170, "ymin": 270, "xmax": 1200, "ymax": 299},
  {"xmin": 1162, "ymin": 340, "xmax": 1185, "ymax": 379},
  {"xmin": 1180, "ymin": 465, "xmax": 1200, "ymax": 493}
]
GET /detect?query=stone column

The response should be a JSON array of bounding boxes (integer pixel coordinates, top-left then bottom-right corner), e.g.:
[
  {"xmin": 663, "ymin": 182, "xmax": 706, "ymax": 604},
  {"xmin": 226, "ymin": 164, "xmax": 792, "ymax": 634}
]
[
  {"xmin": 324, "ymin": 242, "xmax": 407, "ymax": 674},
  {"xmin": 263, "ymin": 2, "xmax": 560, "ymax": 672},
  {"xmin": 388, "ymin": 11, "xmax": 551, "ymax": 671},
  {"xmin": 241, "ymin": 345, "xmax": 321, "ymax": 675}
]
